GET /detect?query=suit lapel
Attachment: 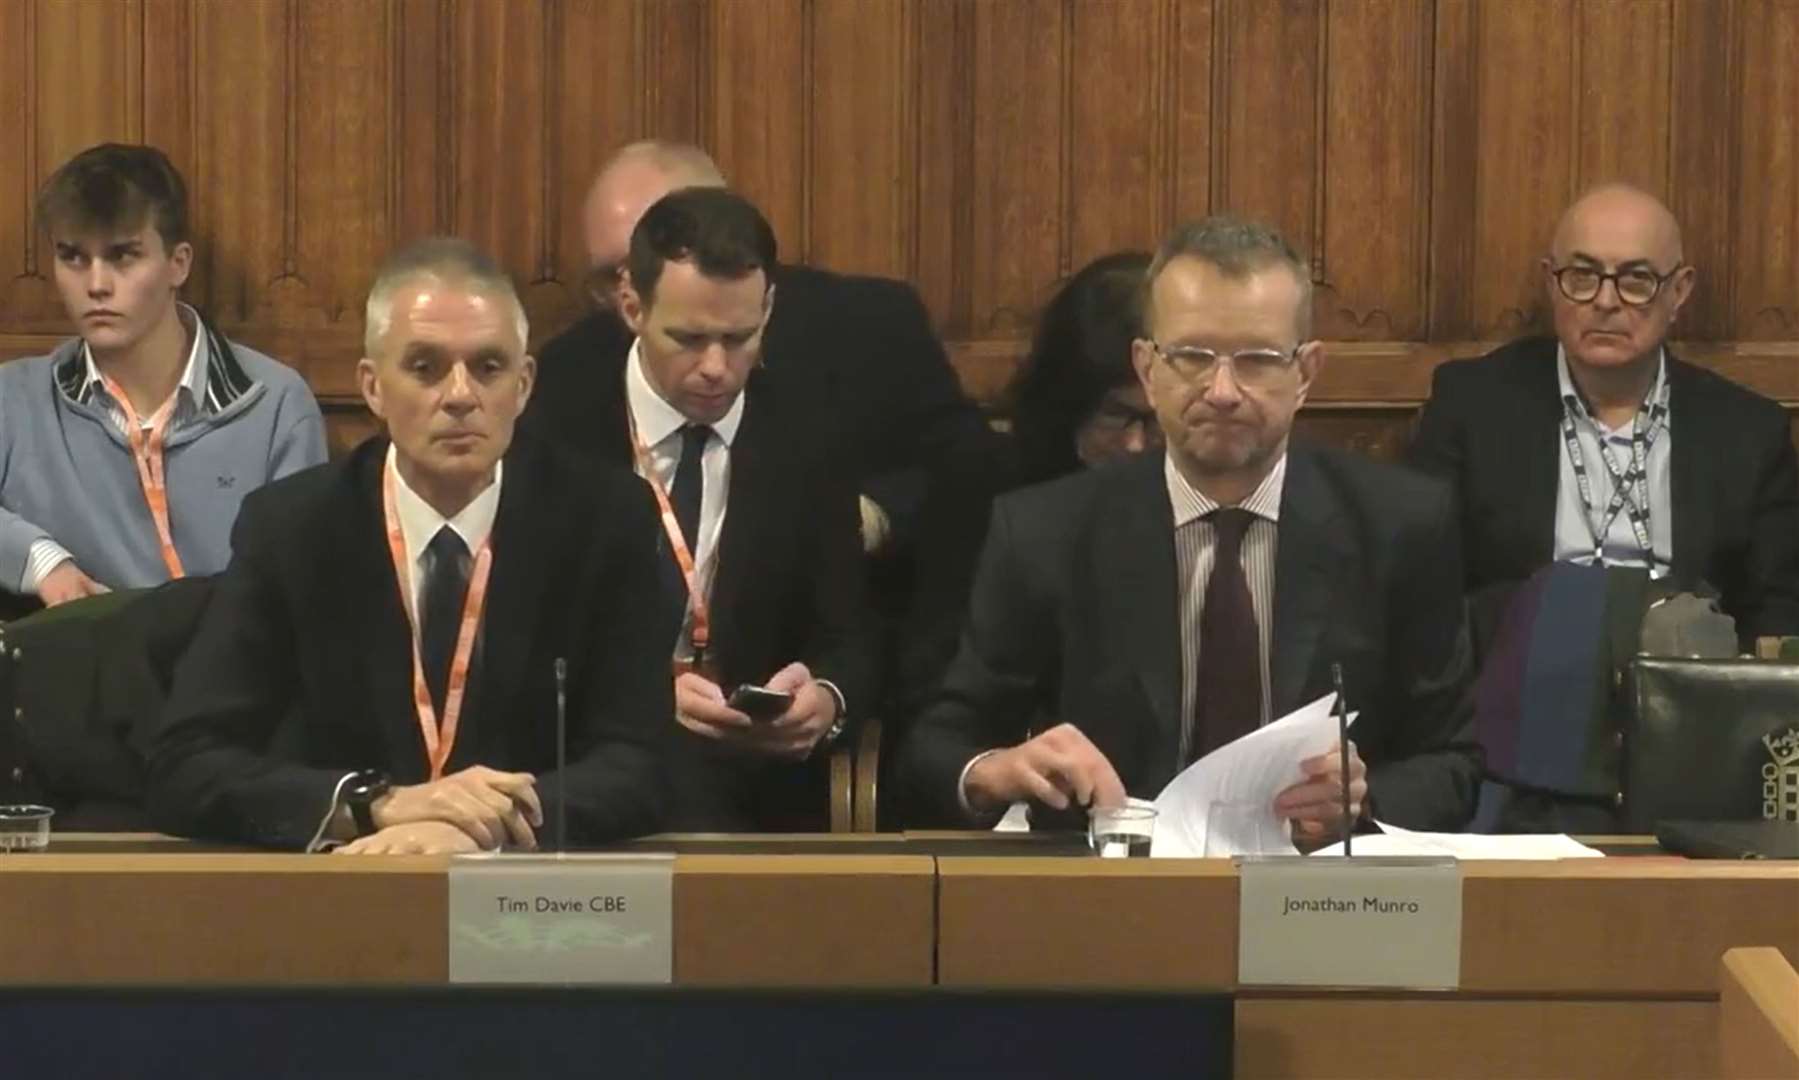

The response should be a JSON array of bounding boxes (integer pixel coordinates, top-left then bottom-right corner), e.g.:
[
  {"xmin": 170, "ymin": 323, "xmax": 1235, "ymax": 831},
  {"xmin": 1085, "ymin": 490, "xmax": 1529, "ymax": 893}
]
[
  {"xmin": 1512, "ymin": 344, "xmax": 1565, "ymax": 568},
  {"xmin": 339, "ymin": 442, "xmax": 432, "ymax": 779},
  {"xmin": 1665, "ymin": 356, "xmax": 1712, "ymax": 581},
  {"xmin": 706, "ymin": 374, "xmax": 773, "ymax": 677},
  {"xmin": 1098, "ymin": 456, "xmax": 1183, "ymax": 764},
  {"xmin": 463, "ymin": 443, "xmax": 556, "ymax": 767},
  {"xmin": 1270, "ymin": 444, "xmax": 1346, "ymax": 713}
]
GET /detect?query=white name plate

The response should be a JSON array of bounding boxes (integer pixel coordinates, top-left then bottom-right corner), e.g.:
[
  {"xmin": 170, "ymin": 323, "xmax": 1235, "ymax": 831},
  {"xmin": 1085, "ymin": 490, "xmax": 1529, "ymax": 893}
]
[
  {"xmin": 448, "ymin": 854, "xmax": 674, "ymax": 985},
  {"xmin": 1237, "ymin": 855, "xmax": 1462, "ymax": 989}
]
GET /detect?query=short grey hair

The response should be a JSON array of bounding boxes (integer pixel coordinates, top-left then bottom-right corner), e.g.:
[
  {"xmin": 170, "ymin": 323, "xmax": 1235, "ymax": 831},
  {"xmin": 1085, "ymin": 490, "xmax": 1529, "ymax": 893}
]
[
  {"xmin": 1144, "ymin": 215, "xmax": 1314, "ymax": 338},
  {"xmin": 363, "ymin": 237, "xmax": 529, "ymax": 357}
]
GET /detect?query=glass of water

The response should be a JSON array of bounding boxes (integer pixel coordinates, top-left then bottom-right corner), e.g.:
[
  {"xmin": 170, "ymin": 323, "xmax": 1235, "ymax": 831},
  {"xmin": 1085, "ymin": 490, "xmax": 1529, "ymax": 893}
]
[
  {"xmin": 0, "ymin": 805, "xmax": 54, "ymax": 853},
  {"xmin": 1088, "ymin": 803, "xmax": 1157, "ymax": 858}
]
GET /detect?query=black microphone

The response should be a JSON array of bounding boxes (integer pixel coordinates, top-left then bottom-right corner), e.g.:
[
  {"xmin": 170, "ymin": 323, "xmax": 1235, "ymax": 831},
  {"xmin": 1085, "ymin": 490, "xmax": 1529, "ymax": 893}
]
[
  {"xmin": 554, "ymin": 657, "xmax": 568, "ymax": 854},
  {"xmin": 1331, "ymin": 662, "xmax": 1353, "ymax": 857}
]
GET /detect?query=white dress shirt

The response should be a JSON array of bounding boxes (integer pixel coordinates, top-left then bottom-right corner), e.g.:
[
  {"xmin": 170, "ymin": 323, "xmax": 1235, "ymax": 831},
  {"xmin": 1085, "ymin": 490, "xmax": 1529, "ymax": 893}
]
[
  {"xmin": 385, "ymin": 442, "xmax": 501, "ymax": 625},
  {"xmin": 1552, "ymin": 344, "xmax": 1672, "ymax": 575},
  {"xmin": 624, "ymin": 338, "xmax": 745, "ymax": 659}
]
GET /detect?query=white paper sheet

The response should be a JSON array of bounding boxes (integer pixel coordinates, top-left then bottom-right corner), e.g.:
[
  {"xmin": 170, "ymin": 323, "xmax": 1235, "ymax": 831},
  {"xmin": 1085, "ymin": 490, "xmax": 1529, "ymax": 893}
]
[
  {"xmin": 1309, "ymin": 823, "xmax": 1604, "ymax": 859},
  {"xmin": 1150, "ymin": 692, "xmax": 1349, "ymax": 857}
]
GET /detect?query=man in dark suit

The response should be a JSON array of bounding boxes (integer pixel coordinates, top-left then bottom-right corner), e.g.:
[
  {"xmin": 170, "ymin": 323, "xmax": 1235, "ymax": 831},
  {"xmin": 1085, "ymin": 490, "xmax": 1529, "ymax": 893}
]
[
  {"xmin": 149, "ymin": 239, "xmax": 671, "ymax": 852},
  {"xmin": 900, "ymin": 217, "xmax": 1481, "ymax": 840},
  {"xmin": 534, "ymin": 138, "xmax": 988, "ymax": 558},
  {"xmin": 1411, "ymin": 183, "xmax": 1799, "ymax": 645},
  {"xmin": 523, "ymin": 186, "xmax": 869, "ymax": 831}
]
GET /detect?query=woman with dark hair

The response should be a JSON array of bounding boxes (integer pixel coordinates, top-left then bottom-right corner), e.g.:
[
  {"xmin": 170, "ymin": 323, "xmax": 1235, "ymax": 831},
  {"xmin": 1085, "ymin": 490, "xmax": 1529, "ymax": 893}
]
[
  {"xmin": 890, "ymin": 253, "xmax": 1162, "ymax": 759},
  {"xmin": 1007, "ymin": 250, "xmax": 1160, "ymax": 485}
]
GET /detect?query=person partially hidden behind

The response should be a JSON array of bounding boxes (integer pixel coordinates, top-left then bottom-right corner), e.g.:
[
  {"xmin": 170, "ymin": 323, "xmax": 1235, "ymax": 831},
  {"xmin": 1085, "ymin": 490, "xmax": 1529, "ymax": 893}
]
[
  {"xmin": 1411, "ymin": 183, "xmax": 1799, "ymax": 645},
  {"xmin": 149, "ymin": 239, "xmax": 671, "ymax": 853},
  {"xmin": 0, "ymin": 143, "xmax": 325, "ymax": 614},
  {"xmin": 899, "ymin": 216, "xmax": 1481, "ymax": 844}
]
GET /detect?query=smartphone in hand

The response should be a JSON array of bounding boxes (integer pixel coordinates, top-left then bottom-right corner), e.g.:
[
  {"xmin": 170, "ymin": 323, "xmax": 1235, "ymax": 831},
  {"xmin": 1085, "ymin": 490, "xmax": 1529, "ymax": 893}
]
[{"xmin": 727, "ymin": 684, "xmax": 795, "ymax": 722}]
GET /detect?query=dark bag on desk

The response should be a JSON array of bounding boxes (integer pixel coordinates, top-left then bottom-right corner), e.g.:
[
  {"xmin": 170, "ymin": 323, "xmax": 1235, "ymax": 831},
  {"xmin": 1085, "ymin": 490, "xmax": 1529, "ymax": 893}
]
[{"xmin": 1625, "ymin": 657, "xmax": 1799, "ymax": 833}]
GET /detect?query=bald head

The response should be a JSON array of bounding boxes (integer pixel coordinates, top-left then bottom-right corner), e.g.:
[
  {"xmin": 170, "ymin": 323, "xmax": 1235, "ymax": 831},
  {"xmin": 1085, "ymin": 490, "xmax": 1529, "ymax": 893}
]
[
  {"xmin": 1551, "ymin": 183, "xmax": 1684, "ymax": 267},
  {"xmin": 1545, "ymin": 183, "xmax": 1695, "ymax": 376},
  {"xmin": 581, "ymin": 141, "xmax": 725, "ymax": 307}
]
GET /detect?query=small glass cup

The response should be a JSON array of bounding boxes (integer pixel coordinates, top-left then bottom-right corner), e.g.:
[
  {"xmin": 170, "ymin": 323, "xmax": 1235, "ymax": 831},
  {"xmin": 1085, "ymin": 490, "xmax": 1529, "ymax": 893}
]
[
  {"xmin": 0, "ymin": 805, "xmax": 53, "ymax": 853},
  {"xmin": 1088, "ymin": 804, "xmax": 1157, "ymax": 858},
  {"xmin": 1203, "ymin": 800, "xmax": 1291, "ymax": 857}
]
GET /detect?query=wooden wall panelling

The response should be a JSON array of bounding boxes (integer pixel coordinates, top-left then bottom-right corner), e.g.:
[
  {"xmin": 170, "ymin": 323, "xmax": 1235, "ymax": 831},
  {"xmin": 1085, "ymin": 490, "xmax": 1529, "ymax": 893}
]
[
  {"xmin": 1732, "ymin": 0, "xmax": 1799, "ymax": 341},
  {"xmin": 638, "ymin": 0, "xmax": 706, "ymax": 144},
  {"xmin": 1213, "ymin": 0, "xmax": 1320, "ymax": 273},
  {"xmin": 912, "ymin": 0, "xmax": 974, "ymax": 336},
  {"xmin": 966, "ymin": 0, "xmax": 1067, "ymax": 340},
  {"xmin": 1316, "ymin": 0, "xmax": 1433, "ymax": 341},
  {"xmin": 706, "ymin": 0, "xmax": 807, "ymax": 261},
  {"xmin": 1, "ymin": 0, "xmax": 145, "ymax": 337},
  {"xmin": 1466, "ymin": 0, "xmax": 1576, "ymax": 340},
  {"xmin": 1065, "ymin": 0, "xmax": 1168, "ymax": 269},
  {"xmin": 1572, "ymin": 0, "xmax": 1672, "ymax": 194},
  {"xmin": 1169, "ymin": 0, "xmax": 1217, "ymax": 225},
  {"xmin": 806, "ymin": 0, "xmax": 918, "ymax": 282},
  {"xmin": 1667, "ymin": 0, "xmax": 1739, "ymax": 341}
]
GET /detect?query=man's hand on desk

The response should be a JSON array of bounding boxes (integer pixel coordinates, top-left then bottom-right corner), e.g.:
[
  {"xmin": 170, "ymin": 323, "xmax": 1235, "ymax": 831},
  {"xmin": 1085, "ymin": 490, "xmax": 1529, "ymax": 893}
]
[
  {"xmin": 964, "ymin": 723, "xmax": 1127, "ymax": 816},
  {"xmin": 335, "ymin": 820, "xmax": 480, "ymax": 855},
  {"xmin": 371, "ymin": 766, "xmax": 543, "ymax": 852},
  {"xmin": 1274, "ymin": 739, "xmax": 1367, "ymax": 852}
]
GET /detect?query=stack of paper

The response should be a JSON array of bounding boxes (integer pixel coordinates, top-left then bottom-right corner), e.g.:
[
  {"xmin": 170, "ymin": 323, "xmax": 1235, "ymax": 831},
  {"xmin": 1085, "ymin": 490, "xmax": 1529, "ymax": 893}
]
[
  {"xmin": 1150, "ymin": 693, "xmax": 1346, "ymax": 857},
  {"xmin": 1310, "ymin": 823, "xmax": 1603, "ymax": 859}
]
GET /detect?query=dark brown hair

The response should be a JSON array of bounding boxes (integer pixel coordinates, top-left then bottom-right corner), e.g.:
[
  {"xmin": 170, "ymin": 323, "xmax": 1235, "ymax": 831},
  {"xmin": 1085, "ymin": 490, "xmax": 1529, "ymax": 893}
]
[{"xmin": 35, "ymin": 143, "xmax": 191, "ymax": 252}]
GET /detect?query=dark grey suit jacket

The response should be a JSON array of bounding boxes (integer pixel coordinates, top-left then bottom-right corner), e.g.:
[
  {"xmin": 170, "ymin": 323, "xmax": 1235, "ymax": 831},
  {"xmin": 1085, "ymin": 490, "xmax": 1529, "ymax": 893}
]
[{"xmin": 898, "ymin": 441, "xmax": 1482, "ymax": 831}]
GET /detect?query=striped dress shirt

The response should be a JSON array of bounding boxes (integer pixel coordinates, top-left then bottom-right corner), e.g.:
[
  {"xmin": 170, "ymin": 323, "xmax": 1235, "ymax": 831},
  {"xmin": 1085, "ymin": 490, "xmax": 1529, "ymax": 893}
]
[{"xmin": 1166, "ymin": 451, "xmax": 1285, "ymax": 763}]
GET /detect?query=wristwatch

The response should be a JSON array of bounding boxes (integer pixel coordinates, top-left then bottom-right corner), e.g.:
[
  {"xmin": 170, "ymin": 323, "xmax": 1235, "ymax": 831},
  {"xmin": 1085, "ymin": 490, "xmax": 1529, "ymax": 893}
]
[{"xmin": 343, "ymin": 770, "xmax": 391, "ymax": 838}]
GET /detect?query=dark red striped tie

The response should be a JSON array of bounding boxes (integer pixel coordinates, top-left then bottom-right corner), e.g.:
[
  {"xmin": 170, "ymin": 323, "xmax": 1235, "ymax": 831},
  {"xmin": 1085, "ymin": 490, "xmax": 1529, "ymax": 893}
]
[{"xmin": 1191, "ymin": 507, "xmax": 1262, "ymax": 763}]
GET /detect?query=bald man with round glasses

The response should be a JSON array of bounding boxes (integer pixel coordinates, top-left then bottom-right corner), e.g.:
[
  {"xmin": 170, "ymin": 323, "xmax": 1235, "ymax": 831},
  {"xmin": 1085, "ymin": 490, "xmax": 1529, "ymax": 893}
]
[{"xmin": 1410, "ymin": 183, "xmax": 1799, "ymax": 648}]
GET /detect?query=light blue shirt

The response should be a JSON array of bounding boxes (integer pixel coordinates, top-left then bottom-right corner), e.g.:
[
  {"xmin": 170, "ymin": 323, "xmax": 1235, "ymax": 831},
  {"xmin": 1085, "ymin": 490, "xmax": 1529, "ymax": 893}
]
[{"xmin": 1552, "ymin": 345, "xmax": 1672, "ymax": 576}]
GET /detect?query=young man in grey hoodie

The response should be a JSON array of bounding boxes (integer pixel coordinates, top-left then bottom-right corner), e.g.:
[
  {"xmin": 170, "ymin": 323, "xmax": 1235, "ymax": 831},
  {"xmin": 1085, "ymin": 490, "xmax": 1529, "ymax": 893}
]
[{"xmin": 0, "ymin": 143, "xmax": 326, "ymax": 609}]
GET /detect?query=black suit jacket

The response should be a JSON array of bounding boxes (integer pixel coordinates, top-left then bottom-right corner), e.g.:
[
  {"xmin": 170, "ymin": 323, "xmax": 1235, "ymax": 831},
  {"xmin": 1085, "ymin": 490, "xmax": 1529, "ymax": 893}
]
[
  {"xmin": 898, "ymin": 443, "xmax": 1482, "ymax": 831},
  {"xmin": 516, "ymin": 342, "xmax": 871, "ymax": 829},
  {"xmin": 526, "ymin": 263, "xmax": 993, "ymax": 546},
  {"xmin": 148, "ymin": 436, "xmax": 672, "ymax": 848},
  {"xmin": 1409, "ymin": 336, "xmax": 1799, "ymax": 644}
]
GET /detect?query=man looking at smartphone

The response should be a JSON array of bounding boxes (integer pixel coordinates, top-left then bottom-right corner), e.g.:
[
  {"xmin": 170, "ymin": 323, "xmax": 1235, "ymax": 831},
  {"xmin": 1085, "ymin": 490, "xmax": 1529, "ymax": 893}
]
[{"xmin": 521, "ymin": 186, "xmax": 870, "ymax": 830}]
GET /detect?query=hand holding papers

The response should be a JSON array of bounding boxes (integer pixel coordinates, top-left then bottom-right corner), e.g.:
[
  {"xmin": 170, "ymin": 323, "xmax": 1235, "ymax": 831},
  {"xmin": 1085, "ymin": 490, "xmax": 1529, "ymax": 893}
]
[{"xmin": 1151, "ymin": 693, "xmax": 1350, "ymax": 857}]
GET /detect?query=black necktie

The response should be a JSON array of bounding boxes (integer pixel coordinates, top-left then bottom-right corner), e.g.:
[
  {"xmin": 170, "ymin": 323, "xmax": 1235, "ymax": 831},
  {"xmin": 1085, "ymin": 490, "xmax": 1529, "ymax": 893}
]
[
  {"xmin": 420, "ymin": 526, "xmax": 471, "ymax": 717},
  {"xmin": 1191, "ymin": 507, "xmax": 1263, "ymax": 762},
  {"xmin": 670, "ymin": 424, "xmax": 711, "ymax": 551}
]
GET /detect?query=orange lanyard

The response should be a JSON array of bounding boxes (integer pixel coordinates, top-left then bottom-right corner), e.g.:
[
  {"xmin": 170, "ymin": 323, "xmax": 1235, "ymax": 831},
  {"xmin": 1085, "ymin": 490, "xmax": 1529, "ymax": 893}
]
[
  {"xmin": 99, "ymin": 374, "xmax": 185, "ymax": 578},
  {"xmin": 627, "ymin": 412, "xmax": 711, "ymax": 668},
  {"xmin": 381, "ymin": 464, "xmax": 494, "ymax": 780}
]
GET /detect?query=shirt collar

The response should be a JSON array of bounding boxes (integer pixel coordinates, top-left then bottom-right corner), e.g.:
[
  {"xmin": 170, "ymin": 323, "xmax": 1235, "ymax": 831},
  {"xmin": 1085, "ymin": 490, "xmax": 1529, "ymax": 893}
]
[
  {"xmin": 81, "ymin": 302, "xmax": 211, "ymax": 413},
  {"xmin": 1556, "ymin": 342, "xmax": 1668, "ymax": 435},
  {"xmin": 385, "ymin": 442, "xmax": 503, "ymax": 563},
  {"xmin": 1166, "ymin": 450, "xmax": 1286, "ymax": 528},
  {"xmin": 625, "ymin": 338, "xmax": 746, "ymax": 449}
]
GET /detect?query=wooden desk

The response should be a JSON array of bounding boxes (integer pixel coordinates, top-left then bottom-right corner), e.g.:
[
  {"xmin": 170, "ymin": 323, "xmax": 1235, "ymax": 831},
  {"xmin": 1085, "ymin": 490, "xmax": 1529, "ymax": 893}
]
[
  {"xmin": 937, "ymin": 856, "xmax": 1799, "ymax": 1079},
  {"xmin": 0, "ymin": 847, "xmax": 935, "ymax": 988}
]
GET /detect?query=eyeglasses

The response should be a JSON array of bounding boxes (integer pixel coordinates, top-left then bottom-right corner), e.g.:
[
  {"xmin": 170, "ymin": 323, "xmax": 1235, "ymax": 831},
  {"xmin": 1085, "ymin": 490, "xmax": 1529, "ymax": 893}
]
[
  {"xmin": 1086, "ymin": 400, "xmax": 1160, "ymax": 436},
  {"xmin": 1145, "ymin": 341, "xmax": 1300, "ymax": 388},
  {"xmin": 1551, "ymin": 263, "xmax": 1683, "ymax": 307},
  {"xmin": 583, "ymin": 261, "xmax": 625, "ymax": 307}
]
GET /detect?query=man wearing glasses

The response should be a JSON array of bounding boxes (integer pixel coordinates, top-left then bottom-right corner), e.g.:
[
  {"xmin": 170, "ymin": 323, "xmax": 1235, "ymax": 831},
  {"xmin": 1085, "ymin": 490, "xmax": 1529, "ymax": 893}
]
[
  {"xmin": 1411, "ymin": 184, "xmax": 1799, "ymax": 645},
  {"xmin": 899, "ymin": 216, "xmax": 1480, "ymax": 842}
]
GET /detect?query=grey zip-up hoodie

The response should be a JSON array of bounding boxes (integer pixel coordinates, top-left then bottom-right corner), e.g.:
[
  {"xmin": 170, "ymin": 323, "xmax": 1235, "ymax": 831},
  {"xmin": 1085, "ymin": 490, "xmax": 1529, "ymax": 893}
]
[{"xmin": 0, "ymin": 314, "xmax": 327, "ymax": 592}]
